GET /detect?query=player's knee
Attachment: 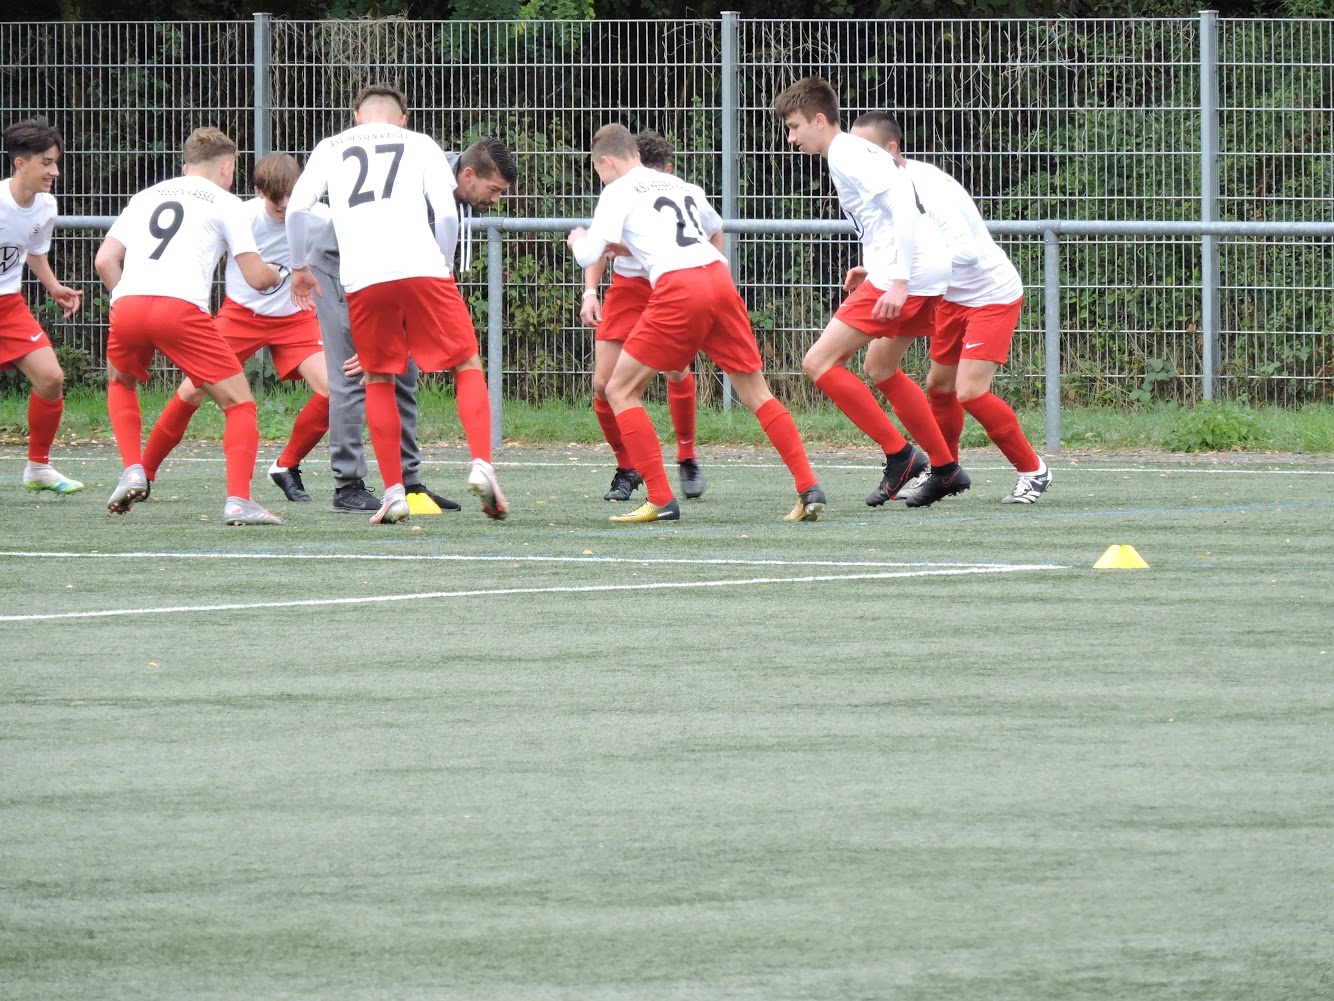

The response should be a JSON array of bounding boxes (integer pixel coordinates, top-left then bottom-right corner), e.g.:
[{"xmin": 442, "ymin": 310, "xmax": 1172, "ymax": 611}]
[
  {"xmin": 862, "ymin": 357, "xmax": 894, "ymax": 384},
  {"xmin": 30, "ymin": 368, "xmax": 64, "ymax": 399},
  {"xmin": 801, "ymin": 348, "xmax": 829, "ymax": 381}
]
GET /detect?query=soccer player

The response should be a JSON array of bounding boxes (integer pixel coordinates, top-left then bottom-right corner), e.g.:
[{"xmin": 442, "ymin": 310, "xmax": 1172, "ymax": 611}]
[
  {"xmin": 775, "ymin": 77, "xmax": 971, "ymax": 508},
  {"xmin": 307, "ymin": 135, "xmax": 516, "ymax": 516},
  {"xmin": 850, "ymin": 111, "xmax": 1052, "ymax": 505},
  {"xmin": 286, "ymin": 84, "xmax": 505, "ymax": 525},
  {"xmin": 580, "ymin": 131, "xmax": 705, "ymax": 504},
  {"xmin": 1, "ymin": 116, "xmax": 85, "ymax": 495},
  {"xmin": 138, "ymin": 152, "xmax": 331, "ymax": 502},
  {"xmin": 567, "ymin": 123, "xmax": 825, "ymax": 524},
  {"xmin": 93, "ymin": 126, "xmax": 285, "ymax": 525}
]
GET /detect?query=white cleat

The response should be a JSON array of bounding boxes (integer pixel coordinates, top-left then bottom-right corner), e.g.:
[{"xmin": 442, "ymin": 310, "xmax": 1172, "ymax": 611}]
[
  {"xmin": 370, "ymin": 483, "xmax": 410, "ymax": 525},
  {"xmin": 222, "ymin": 496, "xmax": 285, "ymax": 526},
  {"xmin": 467, "ymin": 458, "xmax": 508, "ymax": 520},
  {"xmin": 107, "ymin": 464, "xmax": 149, "ymax": 514},
  {"xmin": 1001, "ymin": 460, "xmax": 1052, "ymax": 504},
  {"xmin": 23, "ymin": 462, "xmax": 84, "ymax": 494}
]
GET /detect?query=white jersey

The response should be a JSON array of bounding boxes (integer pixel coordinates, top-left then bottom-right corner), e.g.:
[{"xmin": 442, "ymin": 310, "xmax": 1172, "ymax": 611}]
[
  {"xmin": 607, "ymin": 169, "xmax": 723, "ymax": 281},
  {"xmin": 0, "ymin": 180, "xmax": 56, "ymax": 296},
  {"xmin": 904, "ymin": 160, "xmax": 1023, "ymax": 307},
  {"xmin": 573, "ymin": 165, "xmax": 725, "ymax": 285},
  {"xmin": 287, "ymin": 123, "xmax": 457, "ymax": 293},
  {"xmin": 826, "ymin": 131, "xmax": 949, "ymax": 295},
  {"xmin": 224, "ymin": 197, "xmax": 329, "ymax": 317},
  {"xmin": 105, "ymin": 175, "xmax": 258, "ymax": 312}
]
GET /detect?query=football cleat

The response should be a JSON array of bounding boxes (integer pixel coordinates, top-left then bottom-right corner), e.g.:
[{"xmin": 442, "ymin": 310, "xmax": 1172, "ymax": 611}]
[
  {"xmin": 23, "ymin": 462, "xmax": 84, "ymax": 494},
  {"xmin": 223, "ymin": 496, "xmax": 285, "ymax": 526},
  {"xmin": 783, "ymin": 484, "xmax": 827, "ymax": 522},
  {"xmin": 678, "ymin": 458, "xmax": 707, "ymax": 499},
  {"xmin": 467, "ymin": 458, "xmax": 508, "ymax": 520},
  {"xmin": 902, "ymin": 464, "xmax": 972, "ymax": 508},
  {"xmin": 866, "ymin": 446, "xmax": 929, "ymax": 506},
  {"xmin": 331, "ymin": 479, "xmax": 381, "ymax": 514},
  {"xmin": 107, "ymin": 464, "xmax": 149, "ymax": 515},
  {"xmin": 370, "ymin": 484, "xmax": 410, "ymax": 525},
  {"xmin": 610, "ymin": 497, "xmax": 680, "ymax": 523},
  {"xmin": 1001, "ymin": 461, "xmax": 1052, "ymax": 504},
  {"xmin": 604, "ymin": 467, "xmax": 642, "ymax": 501},
  {"xmin": 267, "ymin": 461, "xmax": 311, "ymax": 502},
  {"xmin": 406, "ymin": 482, "xmax": 461, "ymax": 512}
]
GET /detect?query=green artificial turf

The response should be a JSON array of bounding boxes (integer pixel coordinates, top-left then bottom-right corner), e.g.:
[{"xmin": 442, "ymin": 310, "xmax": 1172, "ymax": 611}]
[{"xmin": 2, "ymin": 446, "xmax": 1332, "ymax": 999}]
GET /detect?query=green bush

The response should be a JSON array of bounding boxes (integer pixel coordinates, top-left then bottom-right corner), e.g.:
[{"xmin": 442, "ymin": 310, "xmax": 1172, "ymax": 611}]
[{"xmin": 1161, "ymin": 400, "xmax": 1261, "ymax": 451}]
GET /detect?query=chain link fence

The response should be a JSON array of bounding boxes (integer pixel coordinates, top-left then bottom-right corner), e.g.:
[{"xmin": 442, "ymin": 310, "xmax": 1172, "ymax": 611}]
[{"xmin": 2, "ymin": 15, "xmax": 1331, "ymax": 405}]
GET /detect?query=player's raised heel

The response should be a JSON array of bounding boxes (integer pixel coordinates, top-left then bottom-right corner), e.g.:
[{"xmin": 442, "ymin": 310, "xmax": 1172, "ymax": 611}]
[
  {"xmin": 467, "ymin": 458, "xmax": 508, "ymax": 520},
  {"xmin": 866, "ymin": 446, "xmax": 929, "ymax": 506},
  {"xmin": 23, "ymin": 462, "xmax": 85, "ymax": 495},
  {"xmin": 223, "ymin": 496, "xmax": 285, "ymax": 526},
  {"xmin": 267, "ymin": 461, "xmax": 311, "ymax": 502},
  {"xmin": 902, "ymin": 464, "xmax": 972, "ymax": 508},
  {"xmin": 370, "ymin": 484, "xmax": 410, "ymax": 525},
  {"xmin": 678, "ymin": 458, "xmax": 706, "ymax": 499},
  {"xmin": 106, "ymin": 464, "xmax": 149, "ymax": 515},
  {"xmin": 784, "ymin": 484, "xmax": 827, "ymax": 522},
  {"xmin": 610, "ymin": 497, "xmax": 680, "ymax": 523},
  {"xmin": 604, "ymin": 467, "xmax": 642, "ymax": 501}
]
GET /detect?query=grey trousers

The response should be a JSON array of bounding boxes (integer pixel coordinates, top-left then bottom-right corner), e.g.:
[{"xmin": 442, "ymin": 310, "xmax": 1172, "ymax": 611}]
[{"xmin": 311, "ymin": 263, "xmax": 425, "ymax": 490}]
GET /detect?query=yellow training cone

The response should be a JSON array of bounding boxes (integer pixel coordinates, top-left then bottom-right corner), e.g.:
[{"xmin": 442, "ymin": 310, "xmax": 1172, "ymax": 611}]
[
  {"xmin": 406, "ymin": 492, "xmax": 443, "ymax": 516},
  {"xmin": 1093, "ymin": 545, "xmax": 1149, "ymax": 570}
]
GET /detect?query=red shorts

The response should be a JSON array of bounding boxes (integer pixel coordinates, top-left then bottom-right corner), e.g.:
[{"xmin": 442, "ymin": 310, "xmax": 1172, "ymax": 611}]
[
  {"xmin": 0, "ymin": 293, "xmax": 51, "ymax": 369},
  {"xmin": 930, "ymin": 297, "xmax": 1023, "ymax": 366},
  {"xmin": 346, "ymin": 275, "xmax": 476, "ymax": 375},
  {"xmin": 623, "ymin": 261, "xmax": 762, "ymax": 375},
  {"xmin": 215, "ymin": 297, "xmax": 324, "ymax": 380},
  {"xmin": 595, "ymin": 272, "xmax": 651, "ymax": 343},
  {"xmin": 107, "ymin": 295, "xmax": 242, "ymax": 386},
  {"xmin": 834, "ymin": 281, "xmax": 939, "ymax": 339}
]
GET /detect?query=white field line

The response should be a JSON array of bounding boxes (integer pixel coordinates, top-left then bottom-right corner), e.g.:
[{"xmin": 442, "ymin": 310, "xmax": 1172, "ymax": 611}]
[
  {"xmin": 0, "ymin": 564, "xmax": 1060, "ymax": 623},
  {"xmin": 0, "ymin": 549, "xmax": 1062, "ymax": 570}
]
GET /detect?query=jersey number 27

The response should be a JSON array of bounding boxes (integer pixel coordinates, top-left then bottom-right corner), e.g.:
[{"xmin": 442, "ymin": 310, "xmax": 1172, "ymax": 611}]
[{"xmin": 343, "ymin": 144, "xmax": 405, "ymax": 206}]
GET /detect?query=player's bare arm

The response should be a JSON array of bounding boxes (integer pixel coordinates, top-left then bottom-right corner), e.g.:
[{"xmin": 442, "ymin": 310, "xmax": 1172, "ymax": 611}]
[
  {"xmin": 871, "ymin": 278, "xmax": 910, "ymax": 321},
  {"xmin": 25, "ymin": 252, "xmax": 82, "ymax": 317},
  {"xmin": 233, "ymin": 251, "xmax": 282, "ymax": 293},
  {"xmin": 580, "ymin": 257, "xmax": 606, "ymax": 327},
  {"xmin": 94, "ymin": 236, "xmax": 125, "ymax": 291},
  {"xmin": 843, "ymin": 265, "xmax": 868, "ymax": 292}
]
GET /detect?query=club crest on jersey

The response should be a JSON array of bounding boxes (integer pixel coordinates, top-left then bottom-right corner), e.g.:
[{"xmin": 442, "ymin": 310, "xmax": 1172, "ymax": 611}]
[{"xmin": 0, "ymin": 245, "xmax": 23, "ymax": 274}]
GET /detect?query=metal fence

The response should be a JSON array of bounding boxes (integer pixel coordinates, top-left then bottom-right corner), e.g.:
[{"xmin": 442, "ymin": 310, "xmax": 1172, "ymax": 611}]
[{"xmin": 2, "ymin": 14, "xmax": 1332, "ymax": 407}]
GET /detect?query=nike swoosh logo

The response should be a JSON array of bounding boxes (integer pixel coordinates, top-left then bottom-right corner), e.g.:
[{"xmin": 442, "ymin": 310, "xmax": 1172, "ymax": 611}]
[
  {"xmin": 964, "ymin": 342, "xmax": 984, "ymax": 350},
  {"xmin": 30, "ymin": 333, "xmax": 42, "ymax": 341}
]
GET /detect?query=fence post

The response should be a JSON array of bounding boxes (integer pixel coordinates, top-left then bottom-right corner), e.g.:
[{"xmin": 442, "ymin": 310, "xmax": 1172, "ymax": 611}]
[
  {"xmin": 488, "ymin": 225, "xmax": 504, "ymax": 452},
  {"xmin": 1044, "ymin": 228, "xmax": 1061, "ymax": 455},
  {"xmin": 1200, "ymin": 9, "xmax": 1220, "ymax": 402},
  {"xmin": 720, "ymin": 10, "xmax": 739, "ymax": 410},
  {"xmin": 253, "ymin": 13, "xmax": 272, "ymax": 160}
]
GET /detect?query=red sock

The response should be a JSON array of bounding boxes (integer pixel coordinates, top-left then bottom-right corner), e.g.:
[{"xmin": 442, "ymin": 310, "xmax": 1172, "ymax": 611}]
[
  {"xmin": 142, "ymin": 394, "xmax": 200, "ymax": 480},
  {"xmin": 594, "ymin": 396, "xmax": 632, "ymax": 468},
  {"xmin": 756, "ymin": 398, "xmax": 817, "ymax": 493},
  {"xmin": 454, "ymin": 367, "xmax": 492, "ymax": 464},
  {"xmin": 814, "ymin": 366, "xmax": 906, "ymax": 453},
  {"xmin": 277, "ymin": 392, "xmax": 329, "ymax": 468},
  {"xmin": 667, "ymin": 372, "xmax": 697, "ymax": 462},
  {"xmin": 222, "ymin": 400, "xmax": 260, "ymax": 500},
  {"xmin": 26, "ymin": 393, "xmax": 63, "ymax": 464},
  {"xmin": 614, "ymin": 405, "xmax": 673, "ymax": 505},
  {"xmin": 365, "ymin": 380, "xmax": 404, "ymax": 490},
  {"xmin": 107, "ymin": 381, "xmax": 143, "ymax": 467},
  {"xmin": 875, "ymin": 370, "xmax": 953, "ymax": 467},
  {"xmin": 929, "ymin": 390, "xmax": 965, "ymax": 463},
  {"xmin": 961, "ymin": 392, "xmax": 1040, "ymax": 472}
]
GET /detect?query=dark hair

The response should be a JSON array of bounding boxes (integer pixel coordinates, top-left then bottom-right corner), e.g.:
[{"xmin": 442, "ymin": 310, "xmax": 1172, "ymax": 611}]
[
  {"xmin": 354, "ymin": 83, "xmax": 408, "ymax": 116},
  {"xmin": 183, "ymin": 126, "xmax": 237, "ymax": 165},
  {"xmin": 635, "ymin": 131, "xmax": 673, "ymax": 170},
  {"xmin": 253, "ymin": 151, "xmax": 301, "ymax": 200},
  {"xmin": 852, "ymin": 111, "xmax": 903, "ymax": 148},
  {"xmin": 458, "ymin": 136, "xmax": 518, "ymax": 186},
  {"xmin": 590, "ymin": 123, "xmax": 638, "ymax": 161},
  {"xmin": 774, "ymin": 77, "xmax": 840, "ymax": 127},
  {"xmin": 4, "ymin": 116, "xmax": 63, "ymax": 167}
]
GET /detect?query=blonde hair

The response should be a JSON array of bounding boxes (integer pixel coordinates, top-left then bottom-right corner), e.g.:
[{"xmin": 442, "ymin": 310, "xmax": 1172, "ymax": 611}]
[
  {"xmin": 590, "ymin": 123, "xmax": 638, "ymax": 161},
  {"xmin": 183, "ymin": 126, "xmax": 237, "ymax": 166}
]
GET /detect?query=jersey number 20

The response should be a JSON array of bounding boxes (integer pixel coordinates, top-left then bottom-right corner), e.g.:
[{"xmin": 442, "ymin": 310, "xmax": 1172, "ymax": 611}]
[{"xmin": 654, "ymin": 195, "xmax": 706, "ymax": 248}]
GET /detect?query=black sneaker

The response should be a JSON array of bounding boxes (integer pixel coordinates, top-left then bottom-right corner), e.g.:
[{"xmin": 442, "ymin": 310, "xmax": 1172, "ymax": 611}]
[
  {"xmin": 268, "ymin": 461, "xmax": 312, "ymax": 502},
  {"xmin": 604, "ymin": 467, "xmax": 643, "ymax": 501},
  {"xmin": 406, "ymin": 482, "xmax": 461, "ymax": 511},
  {"xmin": 866, "ymin": 446, "xmax": 929, "ymax": 506},
  {"xmin": 783, "ymin": 484, "xmax": 827, "ymax": 522},
  {"xmin": 331, "ymin": 479, "xmax": 381, "ymax": 514},
  {"xmin": 678, "ymin": 458, "xmax": 706, "ymax": 499},
  {"xmin": 902, "ymin": 464, "xmax": 972, "ymax": 508}
]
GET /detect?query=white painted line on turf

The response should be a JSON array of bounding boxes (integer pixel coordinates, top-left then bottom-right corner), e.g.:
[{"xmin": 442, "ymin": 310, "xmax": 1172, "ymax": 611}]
[
  {"xmin": 0, "ymin": 564, "xmax": 1061, "ymax": 623},
  {"xmin": 0, "ymin": 549, "xmax": 1063, "ymax": 570}
]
